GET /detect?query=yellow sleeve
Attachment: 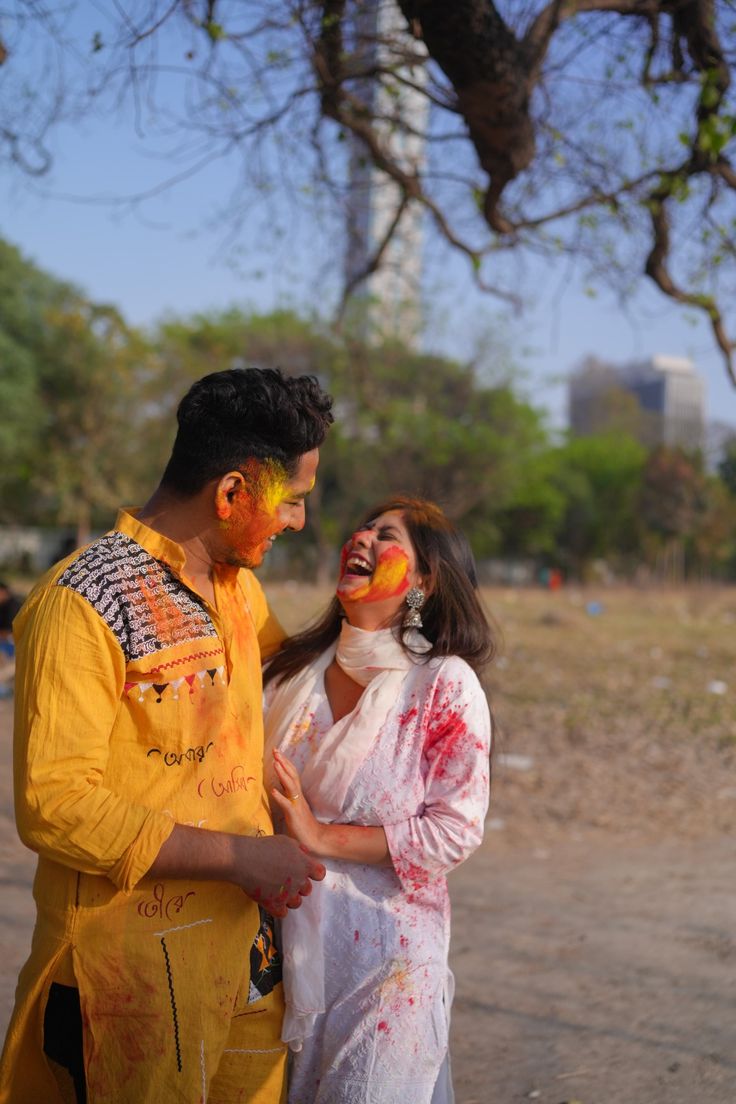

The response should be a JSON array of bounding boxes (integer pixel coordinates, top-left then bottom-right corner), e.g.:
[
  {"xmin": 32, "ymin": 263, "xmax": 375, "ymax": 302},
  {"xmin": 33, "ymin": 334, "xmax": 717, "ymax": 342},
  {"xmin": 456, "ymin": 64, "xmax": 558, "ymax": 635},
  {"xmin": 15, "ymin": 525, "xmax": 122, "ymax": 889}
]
[
  {"xmin": 240, "ymin": 571, "xmax": 286, "ymax": 660},
  {"xmin": 13, "ymin": 585, "xmax": 174, "ymax": 892}
]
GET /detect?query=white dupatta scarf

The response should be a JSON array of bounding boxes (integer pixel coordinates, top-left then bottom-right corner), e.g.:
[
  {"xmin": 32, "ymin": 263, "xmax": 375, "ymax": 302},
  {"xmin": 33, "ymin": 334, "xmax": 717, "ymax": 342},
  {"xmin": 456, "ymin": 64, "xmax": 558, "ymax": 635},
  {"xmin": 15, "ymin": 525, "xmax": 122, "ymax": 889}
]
[{"xmin": 263, "ymin": 620, "xmax": 430, "ymax": 1050}]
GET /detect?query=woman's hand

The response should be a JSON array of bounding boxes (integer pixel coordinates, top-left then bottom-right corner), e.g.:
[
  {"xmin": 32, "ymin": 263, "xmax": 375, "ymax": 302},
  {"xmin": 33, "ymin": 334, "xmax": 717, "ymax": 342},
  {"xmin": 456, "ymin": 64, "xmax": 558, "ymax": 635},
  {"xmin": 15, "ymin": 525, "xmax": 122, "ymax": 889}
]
[
  {"xmin": 271, "ymin": 749, "xmax": 392, "ymax": 866},
  {"xmin": 271, "ymin": 749, "xmax": 326, "ymax": 856}
]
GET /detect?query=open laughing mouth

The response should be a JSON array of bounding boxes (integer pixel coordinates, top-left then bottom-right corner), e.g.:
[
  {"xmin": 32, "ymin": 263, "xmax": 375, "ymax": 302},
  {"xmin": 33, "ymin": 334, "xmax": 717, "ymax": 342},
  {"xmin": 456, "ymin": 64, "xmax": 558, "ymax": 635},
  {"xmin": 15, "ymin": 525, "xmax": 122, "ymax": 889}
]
[{"xmin": 343, "ymin": 552, "xmax": 372, "ymax": 577}]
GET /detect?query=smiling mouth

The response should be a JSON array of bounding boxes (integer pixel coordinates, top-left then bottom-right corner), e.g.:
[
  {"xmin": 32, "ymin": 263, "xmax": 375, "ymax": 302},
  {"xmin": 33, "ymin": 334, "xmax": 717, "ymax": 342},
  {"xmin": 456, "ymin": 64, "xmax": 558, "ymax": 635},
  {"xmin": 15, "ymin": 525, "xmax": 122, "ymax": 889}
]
[{"xmin": 344, "ymin": 553, "xmax": 372, "ymax": 577}]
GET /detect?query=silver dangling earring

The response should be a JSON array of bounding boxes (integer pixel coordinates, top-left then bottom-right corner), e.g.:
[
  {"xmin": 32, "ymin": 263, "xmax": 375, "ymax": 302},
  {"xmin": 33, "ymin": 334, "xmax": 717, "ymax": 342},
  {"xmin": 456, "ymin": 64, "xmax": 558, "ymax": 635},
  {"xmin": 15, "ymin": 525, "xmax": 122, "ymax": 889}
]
[{"xmin": 404, "ymin": 587, "xmax": 425, "ymax": 628}]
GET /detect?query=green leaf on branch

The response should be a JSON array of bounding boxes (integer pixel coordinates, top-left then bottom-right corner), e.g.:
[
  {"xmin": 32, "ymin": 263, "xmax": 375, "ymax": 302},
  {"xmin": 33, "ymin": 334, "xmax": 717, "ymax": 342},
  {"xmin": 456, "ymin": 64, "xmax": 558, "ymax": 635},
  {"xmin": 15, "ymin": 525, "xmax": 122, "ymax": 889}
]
[{"xmin": 204, "ymin": 21, "xmax": 225, "ymax": 42}]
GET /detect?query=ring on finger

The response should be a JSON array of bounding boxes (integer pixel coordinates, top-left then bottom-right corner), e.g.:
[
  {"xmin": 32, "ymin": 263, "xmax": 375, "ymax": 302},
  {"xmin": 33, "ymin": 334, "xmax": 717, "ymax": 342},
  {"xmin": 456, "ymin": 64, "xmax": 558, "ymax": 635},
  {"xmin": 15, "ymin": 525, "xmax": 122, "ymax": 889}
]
[{"xmin": 289, "ymin": 792, "xmax": 301, "ymax": 803}]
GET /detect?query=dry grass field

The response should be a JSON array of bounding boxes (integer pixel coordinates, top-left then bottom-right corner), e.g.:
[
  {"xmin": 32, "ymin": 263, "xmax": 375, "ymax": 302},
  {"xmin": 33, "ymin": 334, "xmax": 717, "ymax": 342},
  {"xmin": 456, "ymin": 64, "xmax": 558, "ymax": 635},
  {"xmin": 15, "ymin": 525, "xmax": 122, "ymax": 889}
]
[
  {"xmin": 483, "ymin": 584, "xmax": 736, "ymax": 844},
  {"xmin": 1, "ymin": 583, "xmax": 734, "ymax": 1101},
  {"xmin": 267, "ymin": 581, "xmax": 736, "ymax": 844}
]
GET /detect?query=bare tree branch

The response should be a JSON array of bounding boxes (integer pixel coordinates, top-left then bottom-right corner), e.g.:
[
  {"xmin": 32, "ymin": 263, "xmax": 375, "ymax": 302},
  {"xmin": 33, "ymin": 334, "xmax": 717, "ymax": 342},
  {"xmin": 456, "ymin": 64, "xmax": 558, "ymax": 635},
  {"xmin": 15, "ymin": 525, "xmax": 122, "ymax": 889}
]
[
  {"xmin": 645, "ymin": 183, "xmax": 735, "ymax": 384},
  {"xmin": 336, "ymin": 192, "xmax": 410, "ymax": 317},
  {"xmin": 2, "ymin": 0, "xmax": 736, "ymax": 383}
]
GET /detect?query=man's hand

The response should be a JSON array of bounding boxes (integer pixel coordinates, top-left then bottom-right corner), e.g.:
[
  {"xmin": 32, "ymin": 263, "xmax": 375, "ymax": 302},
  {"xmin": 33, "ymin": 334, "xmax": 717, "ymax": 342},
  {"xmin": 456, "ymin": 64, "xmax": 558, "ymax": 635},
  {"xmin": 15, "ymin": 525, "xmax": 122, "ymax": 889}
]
[
  {"xmin": 147, "ymin": 823, "xmax": 325, "ymax": 918},
  {"xmin": 231, "ymin": 833, "xmax": 325, "ymax": 918}
]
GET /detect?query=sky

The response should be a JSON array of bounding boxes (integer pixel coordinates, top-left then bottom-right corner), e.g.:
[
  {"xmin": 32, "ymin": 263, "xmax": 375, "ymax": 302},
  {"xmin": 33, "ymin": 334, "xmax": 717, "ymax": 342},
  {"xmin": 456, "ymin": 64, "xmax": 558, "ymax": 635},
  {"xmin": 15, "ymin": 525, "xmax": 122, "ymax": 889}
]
[{"xmin": 3, "ymin": 32, "xmax": 736, "ymax": 437}]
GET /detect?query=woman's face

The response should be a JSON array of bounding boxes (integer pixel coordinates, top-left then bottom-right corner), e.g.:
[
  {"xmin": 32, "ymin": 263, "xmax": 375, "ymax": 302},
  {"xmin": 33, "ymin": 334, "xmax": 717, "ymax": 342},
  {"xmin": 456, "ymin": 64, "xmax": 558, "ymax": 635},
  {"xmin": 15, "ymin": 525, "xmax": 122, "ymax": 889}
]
[{"xmin": 336, "ymin": 510, "xmax": 423, "ymax": 629}]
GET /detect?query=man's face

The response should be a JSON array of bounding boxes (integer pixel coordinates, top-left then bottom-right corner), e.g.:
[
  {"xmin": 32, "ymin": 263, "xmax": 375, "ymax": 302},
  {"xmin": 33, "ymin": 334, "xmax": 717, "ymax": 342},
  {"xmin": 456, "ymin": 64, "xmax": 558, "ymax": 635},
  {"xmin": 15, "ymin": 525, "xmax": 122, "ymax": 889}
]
[{"xmin": 217, "ymin": 448, "xmax": 319, "ymax": 569}]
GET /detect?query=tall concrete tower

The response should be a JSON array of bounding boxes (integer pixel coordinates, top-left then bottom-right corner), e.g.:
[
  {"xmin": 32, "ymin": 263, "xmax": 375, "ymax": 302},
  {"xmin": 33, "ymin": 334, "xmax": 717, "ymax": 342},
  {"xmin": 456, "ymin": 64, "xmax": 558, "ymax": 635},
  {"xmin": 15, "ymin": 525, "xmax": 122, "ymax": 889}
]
[{"xmin": 344, "ymin": 0, "xmax": 428, "ymax": 347}]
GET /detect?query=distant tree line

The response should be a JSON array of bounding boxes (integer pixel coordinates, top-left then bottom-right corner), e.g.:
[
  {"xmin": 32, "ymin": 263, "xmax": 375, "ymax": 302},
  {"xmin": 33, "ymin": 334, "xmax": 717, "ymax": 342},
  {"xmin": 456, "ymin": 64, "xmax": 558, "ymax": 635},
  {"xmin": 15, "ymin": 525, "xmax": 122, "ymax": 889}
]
[{"xmin": 2, "ymin": 239, "xmax": 736, "ymax": 583}]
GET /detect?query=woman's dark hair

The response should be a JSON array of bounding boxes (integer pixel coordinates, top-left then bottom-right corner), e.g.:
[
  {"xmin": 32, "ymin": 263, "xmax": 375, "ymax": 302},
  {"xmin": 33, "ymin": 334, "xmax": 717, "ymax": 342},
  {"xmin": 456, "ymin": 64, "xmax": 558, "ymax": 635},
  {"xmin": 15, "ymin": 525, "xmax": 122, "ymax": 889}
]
[
  {"xmin": 264, "ymin": 495, "xmax": 496, "ymax": 686},
  {"xmin": 160, "ymin": 367, "xmax": 334, "ymax": 496}
]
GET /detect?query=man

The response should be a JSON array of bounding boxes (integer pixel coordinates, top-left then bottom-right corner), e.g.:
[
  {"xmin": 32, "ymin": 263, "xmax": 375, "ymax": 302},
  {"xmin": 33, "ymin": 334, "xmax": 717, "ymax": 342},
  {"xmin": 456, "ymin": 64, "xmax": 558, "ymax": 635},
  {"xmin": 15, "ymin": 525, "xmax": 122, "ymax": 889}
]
[{"xmin": 0, "ymin": 367, "xmax": 333, "ymax": 1104}]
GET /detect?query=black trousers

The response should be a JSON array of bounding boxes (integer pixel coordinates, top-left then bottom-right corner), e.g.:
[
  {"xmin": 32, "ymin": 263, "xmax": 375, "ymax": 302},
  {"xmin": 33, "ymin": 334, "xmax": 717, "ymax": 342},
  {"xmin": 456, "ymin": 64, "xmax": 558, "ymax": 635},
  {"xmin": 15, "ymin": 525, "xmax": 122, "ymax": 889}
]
[{"xmin": 43, "ymin": 983, "xmax": 87, "ymax": 1104}]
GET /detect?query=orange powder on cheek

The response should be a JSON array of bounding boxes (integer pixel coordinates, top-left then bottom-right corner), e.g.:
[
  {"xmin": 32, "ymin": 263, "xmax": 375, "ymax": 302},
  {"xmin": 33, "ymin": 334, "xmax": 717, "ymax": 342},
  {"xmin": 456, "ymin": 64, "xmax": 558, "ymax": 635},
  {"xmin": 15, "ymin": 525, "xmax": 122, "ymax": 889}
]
[
  {"xmin": 218, "ymin": 459, "xmax": 290, "ymax": 559},
  {"xmin": 224, "ymin": 492, "xmax": 276, "ymax": 558},
  {"xmin": 343, "ymin": 546, "xmax": 411, "ymax": 603}
]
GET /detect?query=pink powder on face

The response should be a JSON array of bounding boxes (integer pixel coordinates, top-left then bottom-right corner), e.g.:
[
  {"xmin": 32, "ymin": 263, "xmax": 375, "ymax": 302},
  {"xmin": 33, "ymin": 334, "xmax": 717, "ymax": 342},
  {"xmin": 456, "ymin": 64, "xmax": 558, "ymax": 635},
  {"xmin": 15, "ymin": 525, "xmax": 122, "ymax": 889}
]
[{"xmin": 337, "ymin": 545, "xmax": 411, "ymax": 604}]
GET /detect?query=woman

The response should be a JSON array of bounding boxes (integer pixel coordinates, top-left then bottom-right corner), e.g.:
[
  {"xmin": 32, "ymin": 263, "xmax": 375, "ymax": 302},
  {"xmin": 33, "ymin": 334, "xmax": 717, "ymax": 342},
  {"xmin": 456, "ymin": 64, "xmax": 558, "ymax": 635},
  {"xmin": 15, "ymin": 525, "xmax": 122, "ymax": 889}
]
[{"xmin": 263, "ymin": 496, "xmax": 494, "ymax": 1104}]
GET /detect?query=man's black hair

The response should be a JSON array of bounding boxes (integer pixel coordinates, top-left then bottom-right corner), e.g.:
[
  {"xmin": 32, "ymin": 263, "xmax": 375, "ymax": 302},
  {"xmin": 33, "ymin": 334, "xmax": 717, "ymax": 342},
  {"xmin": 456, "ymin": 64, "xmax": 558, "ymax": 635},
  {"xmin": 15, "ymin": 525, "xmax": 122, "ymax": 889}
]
[{"xmin": 160, "ymin": 367, "xmax": 334, "ymax": 497}]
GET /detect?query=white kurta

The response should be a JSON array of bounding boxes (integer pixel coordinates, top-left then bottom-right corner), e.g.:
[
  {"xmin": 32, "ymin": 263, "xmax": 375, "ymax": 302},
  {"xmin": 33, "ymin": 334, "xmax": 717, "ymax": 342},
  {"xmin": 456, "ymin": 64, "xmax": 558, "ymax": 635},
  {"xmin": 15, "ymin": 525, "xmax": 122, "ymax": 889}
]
[{"xmin": 264, "ymin": 652, "xmax": 492, "ymax": 1104}]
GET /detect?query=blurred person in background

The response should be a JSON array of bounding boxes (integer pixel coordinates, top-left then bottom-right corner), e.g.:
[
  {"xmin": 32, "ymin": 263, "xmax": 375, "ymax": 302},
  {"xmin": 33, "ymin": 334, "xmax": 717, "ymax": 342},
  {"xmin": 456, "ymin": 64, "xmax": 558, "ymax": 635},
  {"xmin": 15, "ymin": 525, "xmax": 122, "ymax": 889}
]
[
  {"xmin": 0, "ymin": 580, "xmax": 21, "ymax": 642},
  {"xmin": 0, "ymin": 580, "xmax": 21, "ymax": 699}
]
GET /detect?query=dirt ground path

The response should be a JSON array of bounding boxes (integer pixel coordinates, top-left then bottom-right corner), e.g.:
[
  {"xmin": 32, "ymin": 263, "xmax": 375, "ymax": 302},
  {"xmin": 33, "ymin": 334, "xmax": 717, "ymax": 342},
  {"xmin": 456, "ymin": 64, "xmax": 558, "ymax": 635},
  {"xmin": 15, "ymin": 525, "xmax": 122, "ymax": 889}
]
[
  {"xmin": 1, "ymin": 700, "xmax": 734, "ymax": 1102},
  {"xmin": 449, "ymin": 834, "xmax": 735, "ymax": 1104}
]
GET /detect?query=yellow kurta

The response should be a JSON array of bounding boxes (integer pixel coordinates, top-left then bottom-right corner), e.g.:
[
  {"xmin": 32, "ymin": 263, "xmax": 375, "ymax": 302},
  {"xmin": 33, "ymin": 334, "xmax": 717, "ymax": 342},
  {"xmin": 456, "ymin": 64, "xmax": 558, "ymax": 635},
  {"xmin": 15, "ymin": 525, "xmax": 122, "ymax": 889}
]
[{"xmin": 0, "ymin": 510, "xmax": 287, "ymax": 1104}]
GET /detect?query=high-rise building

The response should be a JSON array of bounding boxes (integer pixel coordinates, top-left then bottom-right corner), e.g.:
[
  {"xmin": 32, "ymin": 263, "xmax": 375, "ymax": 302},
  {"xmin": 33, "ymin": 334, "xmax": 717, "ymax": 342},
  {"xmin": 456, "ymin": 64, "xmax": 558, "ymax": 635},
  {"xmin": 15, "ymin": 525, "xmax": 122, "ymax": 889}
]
[
  {"xmin": 568, "ymin": 354, "xmax": 705, "ymax": 451},
  {"xmin": 344, "ymin": 0, "xmax": 427, "ymax": 347}
]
